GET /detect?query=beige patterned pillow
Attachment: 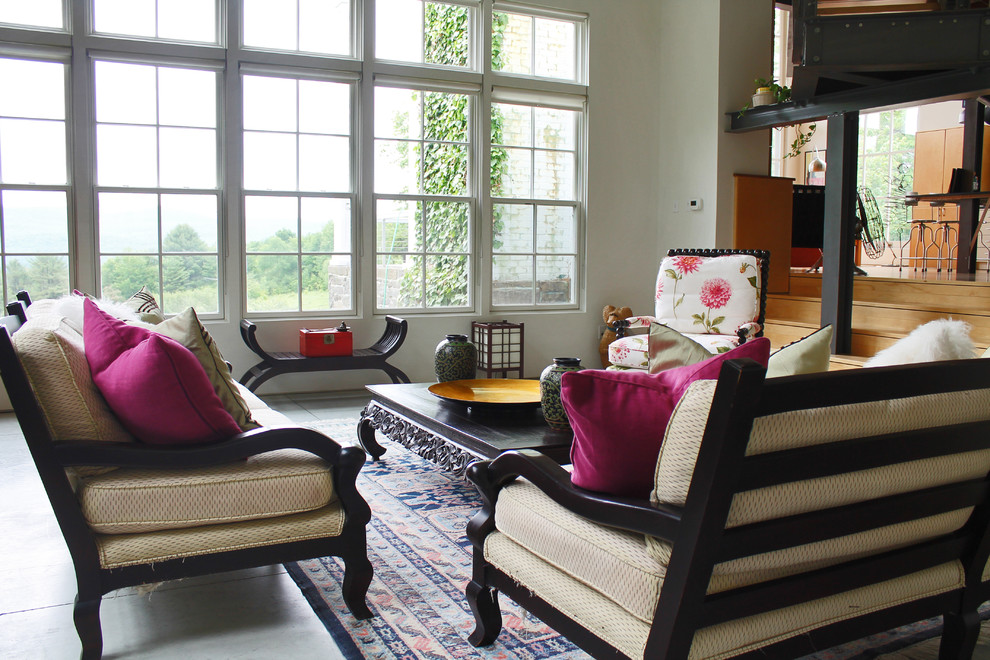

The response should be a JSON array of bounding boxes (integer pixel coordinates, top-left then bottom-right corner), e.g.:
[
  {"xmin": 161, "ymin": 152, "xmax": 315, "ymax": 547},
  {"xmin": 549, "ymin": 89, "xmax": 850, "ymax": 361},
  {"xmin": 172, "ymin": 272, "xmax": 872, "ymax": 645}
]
[
  {"xmin": 123, "ymin": 286, "xmax": 166, "ymax": 324},
  {"xmin": 12, "ymin": 314, "xmax": 134, "ymax": 443},
  {"xmin": 152, "ymin": 308, "xmax": 260, "ymax": 432}
]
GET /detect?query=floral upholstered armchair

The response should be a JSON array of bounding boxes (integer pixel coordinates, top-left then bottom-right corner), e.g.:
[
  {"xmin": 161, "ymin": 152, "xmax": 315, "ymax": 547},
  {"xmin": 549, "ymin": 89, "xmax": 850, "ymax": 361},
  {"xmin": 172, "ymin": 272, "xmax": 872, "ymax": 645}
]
[{"xmin": 606, "ymin": 248, "xmax": 769, "ymax": 370}]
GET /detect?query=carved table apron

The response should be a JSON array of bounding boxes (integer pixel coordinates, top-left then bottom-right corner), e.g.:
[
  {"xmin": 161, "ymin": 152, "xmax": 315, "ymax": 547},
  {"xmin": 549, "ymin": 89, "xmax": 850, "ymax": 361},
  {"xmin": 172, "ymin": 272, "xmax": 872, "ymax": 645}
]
[{"xmin": 358, "ymin": 383, "xmax": 573, "ymax": 477}]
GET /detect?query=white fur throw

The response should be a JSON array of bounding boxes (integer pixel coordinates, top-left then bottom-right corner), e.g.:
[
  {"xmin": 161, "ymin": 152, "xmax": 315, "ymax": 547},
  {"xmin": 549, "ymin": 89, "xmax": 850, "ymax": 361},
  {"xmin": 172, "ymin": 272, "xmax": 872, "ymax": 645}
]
[{"xmin": 864, "ymin": 319, "xmax": 976, "ymax": 367}]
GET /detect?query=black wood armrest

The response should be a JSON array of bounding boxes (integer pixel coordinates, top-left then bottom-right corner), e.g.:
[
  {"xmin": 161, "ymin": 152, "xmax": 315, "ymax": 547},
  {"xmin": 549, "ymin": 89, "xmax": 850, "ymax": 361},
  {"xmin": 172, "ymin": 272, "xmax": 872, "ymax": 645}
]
[
  {"xmin": 53, "ymin": 426, "xmax": 360, "ymax": 469},
  {"xmin": 466, "ymin": 449, "xmax": 682, "ymax": 544}
]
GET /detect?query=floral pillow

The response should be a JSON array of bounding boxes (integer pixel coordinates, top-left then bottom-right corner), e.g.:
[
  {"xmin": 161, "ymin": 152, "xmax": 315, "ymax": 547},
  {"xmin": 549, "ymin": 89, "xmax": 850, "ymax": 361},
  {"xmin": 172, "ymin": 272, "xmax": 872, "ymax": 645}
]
[{"xmin": 654, "ymin": 254, "xmax": 761, "ymax": 337}]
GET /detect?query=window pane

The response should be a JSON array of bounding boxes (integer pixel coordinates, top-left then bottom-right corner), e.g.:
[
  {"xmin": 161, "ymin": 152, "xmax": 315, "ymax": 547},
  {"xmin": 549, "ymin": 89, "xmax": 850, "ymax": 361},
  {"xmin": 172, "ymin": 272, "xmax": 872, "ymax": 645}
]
[
  {"xmin": 244, "ymin": 0, "xmax": 296, "ymax": 51},
  {"xmin": 535, "ymin": 107, "xmax": 576, "ymax": 150},
  {"xmin": 2, "ymin": 190, "xmax": 68, "ymax": 253},
  {"xmin": 246, "ymin": 254, "xmax": 299, "ymax": 312},
  {"xmin": 299, "ymin": 80, "xmax": 350, "ymax": 135},
  {"xmin": 6, "ymin": 255, "xmax": 68, "ymax": 301},
  {"xmin": 97, "ymin": 125, "xmax": 158, "ymax": 186},
  {"xmin": 425, "ymin": 202, "xmax": 468, "ymax": 252},
  {"xmin": 244, "ymin": 132, "xmax": 297, "ymax": 190},
  {"xmin": 244, "ymin": 0, "xmax": 351, "ymax": 55},
  {"xmin": 159, "ymin": 127, "xmax": 217, "ymax": 188},
  {"xmin": 377, "ymin": 199, "xmax": 420, "ymax": 252},
  {"xmin": 377, "ymin": 254, "xmax": 420, "ymax": 308},
  {"xmin": 310, "ymin": 254, "xmax": 352, "ymax": 310},
  {"xmin": 423, "ymin": 143, "xmax": 467, "ymax": 195},
  {"xmin": 492, "ymin": 255, "xmax": 533, "ymax": 305},
  {"xmin": 95, "ymin": 62, "xmax": 157, "ymax": 125},
  {"xmin": 375, "ymin": 139, "xmax": 420, "ymax": 194},
  {"xmin": 425, "ymin": 254, "xmax": 467, "ymax": 306},
  {"xmin": 0, "ymin": 0, "xmax": 63, "ymax": 29},
  {"xmin": 243, "ymin": 76, "xmax": 297, "ymax": 132},
  {"xmin": 375, "ymin": 87, "xmax": 422, "ymax": 140},
  {"xmin": 302, "ymin": 198, "xmax": 350, "ymax": 253},
  {"xmin": 94, "ymin": 0, "xmax": 155, "ymax": 37},
  {"xmin": 536, "ymin": 206, "xmax": 575, "ymax": 252},
  {"xmin": 376, "ymin": 0, "xmax": 423, "ymax": 62},
  {"xmin": 299, "ymin": 0, "xmax": 351, "ymax": 56},
  {"xmin": 245, "ymin": 196, "xmax": 297, "ymax": 249},
  {"xmin": 536, "ymin": 255, "xmax": 574, "ymax": 304},
  {"xmin": 162, "ymin": 255, "xmax": 218, "ymax": 313},
  {"xmin": 0, "ymin": 119, "xmax": 66, "ymax": 185},
  {"xmin": 535, "ymin": 18, "xmax": 576, "ymax": 80},
  {"xmin": 299, "ymin": 135, "xmax": 349, "ymax": 192},
  {"xmin": 493, "ymin": 203, "xmax": 533, "ymax": 253},
  {"xmin": 159, "ymin": 68, "xmax": 216, "ymax": 128},
  {"xmin": 101, "ymin": 255, "xmax": 158, "ymax": 300},
  {"xmin": 494, "ymin": 11, "xmax": 579, "ymax": 82},
  {"xmin": 534, "ymin": 150, "xmax": 574, "ymax": 199},
  {"xmin": 162, "ymin": 194, "xmax": 217, "ymax": 252},
  {"xmin": 493, "ymin": 103, "xmax": 532, "ymax": 148},
  {"xmin": 98, "ymin": 193, "xmax": 159, "ymax": 253},
  {"xmin": 159, "ymin": 0, "xmax": 217, "ymax": 43},
  {"xmin": 494, "ymin": 147, "xmax": 532, "ymax": 198},
  {"xmin": 0, "ymin": 59, "xmax": 65, "ymax": 120}
]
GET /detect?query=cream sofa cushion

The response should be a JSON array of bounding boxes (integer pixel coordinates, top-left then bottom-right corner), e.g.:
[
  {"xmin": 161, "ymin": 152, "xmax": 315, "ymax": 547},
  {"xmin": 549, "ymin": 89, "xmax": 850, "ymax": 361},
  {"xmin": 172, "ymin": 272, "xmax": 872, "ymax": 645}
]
[
  {"xmin": 646, "ymin": 379, "xmax": 990, "ymax": 592},
  {"xmin": 493, "ymin": 478, "xmax": 664, "ymax": 624},
  {"xmin": 96, "ymin": 503, "xmax": 344, "ymax": 569},
  {"xmin": 152, "ymin": 308, "xmax": 260, "ymax": 432},
  {"xmin": 485, "ymin": 531, "xmax": 962, "ymax": 660},
  {"xmin": 77, "ymin": 448, "xmax": 336, "ymax": 533},
  {"xmin": 12, "ymin": 314, "xmax": 134, "ymax": 444}
]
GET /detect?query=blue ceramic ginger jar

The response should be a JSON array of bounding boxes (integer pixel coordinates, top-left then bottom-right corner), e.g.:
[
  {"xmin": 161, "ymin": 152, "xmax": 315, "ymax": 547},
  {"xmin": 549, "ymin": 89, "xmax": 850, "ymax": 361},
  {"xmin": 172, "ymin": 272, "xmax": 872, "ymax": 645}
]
[
  {"xmin": 540, "ymin": 357, "xmax": 583, "ymax": 430},
  {"xmin": 434, "ymin": 334, "xmax": 477, "ymax": 382}
]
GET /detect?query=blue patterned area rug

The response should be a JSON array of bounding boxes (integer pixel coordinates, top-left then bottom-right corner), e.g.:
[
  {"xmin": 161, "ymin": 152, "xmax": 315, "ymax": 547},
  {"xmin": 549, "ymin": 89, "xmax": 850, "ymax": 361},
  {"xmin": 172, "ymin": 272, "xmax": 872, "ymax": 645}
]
[{"xmin": 287, "ymin": 418, "xmax": 987, "ymax": 660}]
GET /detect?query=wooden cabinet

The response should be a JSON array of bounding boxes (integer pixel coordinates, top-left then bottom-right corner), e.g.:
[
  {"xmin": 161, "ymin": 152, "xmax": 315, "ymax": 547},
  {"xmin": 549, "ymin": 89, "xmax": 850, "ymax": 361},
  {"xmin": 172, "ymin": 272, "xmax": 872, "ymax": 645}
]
[
  {"xmin": 733, "ymin": 174, "xmax": 793, "ymax": 294},
  {"xmin": 910, "ymin": 127, "xmax": 990, "ymax": 267}
]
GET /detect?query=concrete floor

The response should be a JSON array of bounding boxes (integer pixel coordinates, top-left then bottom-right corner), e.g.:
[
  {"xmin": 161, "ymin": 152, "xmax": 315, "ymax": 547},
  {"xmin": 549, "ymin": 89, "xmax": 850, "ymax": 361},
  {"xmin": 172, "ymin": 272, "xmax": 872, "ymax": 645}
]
[
  {"xmin": 0, "ymin": 390, "xmax": 369, "ymax": 660},
  {"xmin": 5, "ymin": 388, "xmax": 990, "ymax": 659}
]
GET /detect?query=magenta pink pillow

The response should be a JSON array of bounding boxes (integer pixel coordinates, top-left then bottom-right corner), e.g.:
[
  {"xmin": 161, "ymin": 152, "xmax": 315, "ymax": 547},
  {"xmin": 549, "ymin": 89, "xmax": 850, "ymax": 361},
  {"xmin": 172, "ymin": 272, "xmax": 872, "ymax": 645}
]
[
  {"xmin": 83, "ymin": 298, "xmax": 242, "ymax": 445},
  {"xmin": 562, "ymin": 338, "xmax": 770, "ymax": 498}
]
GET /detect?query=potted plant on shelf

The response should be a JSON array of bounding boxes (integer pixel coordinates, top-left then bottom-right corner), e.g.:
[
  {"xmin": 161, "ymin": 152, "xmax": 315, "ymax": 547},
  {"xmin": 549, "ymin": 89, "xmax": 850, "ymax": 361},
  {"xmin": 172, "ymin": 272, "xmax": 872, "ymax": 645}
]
[{"xmin": 752, "ymin": 77, "xmax": 790, "ymax": 107}]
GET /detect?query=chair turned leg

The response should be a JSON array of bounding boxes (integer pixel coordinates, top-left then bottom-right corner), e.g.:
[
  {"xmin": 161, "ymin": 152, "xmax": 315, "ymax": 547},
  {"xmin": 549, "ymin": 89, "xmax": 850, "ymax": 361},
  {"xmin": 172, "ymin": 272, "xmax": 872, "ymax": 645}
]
[
  {"xmin": 73, "ymin": 594, "xmax": 103, "ymax": 660},
  {"xmin": 341, "ymin": 553, "xmax": 374, "ymax": 620},
  {"xmin": 466, "ymin": 579, "xmax": 502, "ymax": 647},
  {"xmin": 940, "ymin": 610, "xmax": 980, "ymax": 660}
]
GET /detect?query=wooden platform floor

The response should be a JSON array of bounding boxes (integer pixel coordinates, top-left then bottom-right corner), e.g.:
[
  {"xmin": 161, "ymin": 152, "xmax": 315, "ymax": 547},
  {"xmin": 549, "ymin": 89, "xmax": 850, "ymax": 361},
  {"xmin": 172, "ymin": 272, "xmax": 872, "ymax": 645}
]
[{"xmin": 765, "ymin": 269, "xmax": 990, "ymax": 359}]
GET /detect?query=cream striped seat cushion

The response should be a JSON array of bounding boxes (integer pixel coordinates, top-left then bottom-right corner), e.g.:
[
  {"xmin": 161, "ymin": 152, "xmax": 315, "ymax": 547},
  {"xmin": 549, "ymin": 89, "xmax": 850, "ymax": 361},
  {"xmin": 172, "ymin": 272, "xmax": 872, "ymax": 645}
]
[{"xmin": 76, "ymin": 448, "xmax": 336, "ymax": 533}]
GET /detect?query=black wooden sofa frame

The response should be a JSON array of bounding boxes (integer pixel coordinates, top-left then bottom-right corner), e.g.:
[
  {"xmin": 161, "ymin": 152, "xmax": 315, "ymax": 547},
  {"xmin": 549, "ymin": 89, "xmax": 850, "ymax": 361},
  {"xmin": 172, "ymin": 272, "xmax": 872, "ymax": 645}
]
[
  {"xmin": 0, "ymin": 293, "xmax": 374, "ymax": 659},
  {"xmin": 238, "ymin": 316, "xmax": 410, "ymax": 392},
  {"xmin": 466, "ymin": 357, "xmax": 990, "ymax": 659},
  {"xmin": 610, "ymin": 247, "xmax": 771, "ymax": 345}
]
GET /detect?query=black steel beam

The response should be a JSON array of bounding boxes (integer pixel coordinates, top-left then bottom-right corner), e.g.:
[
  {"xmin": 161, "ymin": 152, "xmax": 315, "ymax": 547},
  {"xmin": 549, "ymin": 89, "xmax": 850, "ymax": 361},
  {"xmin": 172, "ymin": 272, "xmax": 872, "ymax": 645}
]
[
  {"xmin": 822, "ymin": 113, "xmax": 859, "ymax": 355},
  {"xmin": 958, "ymin": 99, "xmax": 985, "ymax": 274},
  {"xmin": 728, "ymin": 67, "xmax": 990, "ymax": 132}
]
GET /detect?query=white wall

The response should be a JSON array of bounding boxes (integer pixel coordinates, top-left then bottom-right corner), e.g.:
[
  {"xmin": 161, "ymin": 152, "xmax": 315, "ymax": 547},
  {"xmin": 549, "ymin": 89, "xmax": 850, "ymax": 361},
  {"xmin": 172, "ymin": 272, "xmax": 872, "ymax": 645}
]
[
  {"xmin": 656, "ymin": 0, "xmax": 772, "ymax": 257},
  {"xmin": 206, "ymin": 0, "xmax": 666, "ymax": 393}
]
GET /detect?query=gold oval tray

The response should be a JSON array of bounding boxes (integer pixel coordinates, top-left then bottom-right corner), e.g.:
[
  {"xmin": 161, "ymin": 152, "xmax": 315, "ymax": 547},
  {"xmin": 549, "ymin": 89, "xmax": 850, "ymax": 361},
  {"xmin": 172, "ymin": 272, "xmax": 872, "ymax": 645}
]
[{"xmin": 428, "ymin": 379, "xmax": 541, "ymax": 407}]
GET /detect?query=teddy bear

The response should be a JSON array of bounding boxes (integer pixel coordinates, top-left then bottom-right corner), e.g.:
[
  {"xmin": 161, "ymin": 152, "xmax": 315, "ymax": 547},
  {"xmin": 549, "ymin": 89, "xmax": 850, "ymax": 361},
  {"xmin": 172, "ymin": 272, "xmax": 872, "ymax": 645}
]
[{"xmin": 598, "ymin": 304, "xmax": 633, "ymax": 368}]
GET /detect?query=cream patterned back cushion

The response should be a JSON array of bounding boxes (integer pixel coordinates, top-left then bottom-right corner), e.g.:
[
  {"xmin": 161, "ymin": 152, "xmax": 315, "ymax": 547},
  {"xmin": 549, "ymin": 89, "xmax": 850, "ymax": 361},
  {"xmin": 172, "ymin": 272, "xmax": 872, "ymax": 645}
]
[
  {"xmin": 654, "ymin": 254, "xmax": 761, "ymax": 336},
  {"xmin": 12, "ymin": 314, "xmax": 134, "ymax": 443},
  {"xmin": 646, "ymin": 379, "xmax": 990, "ymax": 593}
]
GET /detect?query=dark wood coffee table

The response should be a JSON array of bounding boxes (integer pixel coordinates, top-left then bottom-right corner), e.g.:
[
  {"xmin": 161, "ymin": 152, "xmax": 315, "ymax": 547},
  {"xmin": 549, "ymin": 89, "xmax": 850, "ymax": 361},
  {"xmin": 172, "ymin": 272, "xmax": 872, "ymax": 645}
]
[{"xmin": 357, "ymin": 383, "xmax": 572, "ymax": 475}]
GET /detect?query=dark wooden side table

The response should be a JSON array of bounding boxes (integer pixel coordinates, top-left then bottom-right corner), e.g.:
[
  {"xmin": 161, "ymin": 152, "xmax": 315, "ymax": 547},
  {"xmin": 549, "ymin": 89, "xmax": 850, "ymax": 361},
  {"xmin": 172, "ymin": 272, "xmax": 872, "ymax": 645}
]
[
  {"xmin": 358, "ymin": 383, "xmax": 572, "ymax": 476},
  {"xmin": 238, "ymin": 316, "xmax": 410, "ymax": 392}
]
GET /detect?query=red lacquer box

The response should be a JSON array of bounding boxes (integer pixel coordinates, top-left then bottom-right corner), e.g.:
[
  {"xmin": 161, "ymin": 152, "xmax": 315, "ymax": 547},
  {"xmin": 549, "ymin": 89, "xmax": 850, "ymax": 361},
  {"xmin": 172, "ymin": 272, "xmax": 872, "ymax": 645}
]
[{"xmin": 299, "ymin": 326, "xmax": 353, "ymax": 357}]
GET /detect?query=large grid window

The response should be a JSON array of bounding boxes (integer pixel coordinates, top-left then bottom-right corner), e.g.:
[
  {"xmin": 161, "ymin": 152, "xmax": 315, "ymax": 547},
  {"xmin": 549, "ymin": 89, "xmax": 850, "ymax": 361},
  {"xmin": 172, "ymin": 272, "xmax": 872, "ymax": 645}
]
[
  {"xmin": 491, "ymin": 101, "xmax": 580, "ymax": 306},
  {"xmin": 0, "ymin": 0, "xmax": 587, "ymax": 318},
  {"xmin": 243, "ymin": 73, "xmax": 353, "ymax": 313},
  {"xmin": 0, "ymin": 57, "xmax": 70, "ymax": 301},
  {"xmin": 94, "ymin": 59, "xmax": 221, "ymax": 314},
  {"xmin": 374, "ymin": 86, "xmax": 472, "ymax": 309}
]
